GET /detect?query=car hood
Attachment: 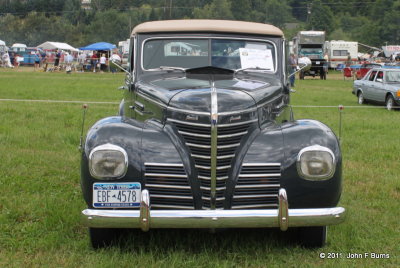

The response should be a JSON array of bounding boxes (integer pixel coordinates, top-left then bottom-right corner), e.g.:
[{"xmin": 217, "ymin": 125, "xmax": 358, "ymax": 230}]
[{"xmin": 136, "ymin": 72, "xmax": 283, "ymax": 114}]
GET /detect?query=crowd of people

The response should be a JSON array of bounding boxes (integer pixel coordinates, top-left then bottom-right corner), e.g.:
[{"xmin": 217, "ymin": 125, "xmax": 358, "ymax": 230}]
[{"xmin": 0, "ymin": 49, "xmax": 123, "ymax": 74}]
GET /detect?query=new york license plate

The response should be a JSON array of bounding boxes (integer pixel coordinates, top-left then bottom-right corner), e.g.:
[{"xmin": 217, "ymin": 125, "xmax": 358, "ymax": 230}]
[{"xmin": 93, "ymin": 183, "xmax": 141, "ymax": 208}]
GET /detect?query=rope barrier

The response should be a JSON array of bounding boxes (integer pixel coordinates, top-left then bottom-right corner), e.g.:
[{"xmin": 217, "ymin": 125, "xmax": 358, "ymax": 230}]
[
  {"xmin": 0, "ymin": 99, "xmax": 397, "ymax": 109},
  {"xmin": 0, "ymin": 98, "xmax": 119, "ymax": 104}
]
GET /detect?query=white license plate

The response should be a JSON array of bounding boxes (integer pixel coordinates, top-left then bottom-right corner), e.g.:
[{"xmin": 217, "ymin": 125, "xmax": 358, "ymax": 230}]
[
  {"xmin": 316, "ymin": 61, "xmax": 320, "ymax": 64},
  {"xmin": 93, "ymin": 183, "xmax": 141, "ymax": 208}
]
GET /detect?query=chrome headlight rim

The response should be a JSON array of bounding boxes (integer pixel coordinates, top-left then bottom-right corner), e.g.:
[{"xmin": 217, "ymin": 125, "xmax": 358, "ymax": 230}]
[
  {"xmin": 296, "ymin": 145, "xmax": 336, "ymax": 181},
  {"xmin": 88, "ymin": 143, "xmax": 128, "ymax": 180}
]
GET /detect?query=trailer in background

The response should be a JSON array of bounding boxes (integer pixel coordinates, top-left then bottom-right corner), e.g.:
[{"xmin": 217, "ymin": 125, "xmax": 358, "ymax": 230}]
[{"xmin": 325, "ymin": 40, "xmax": 358, "ymax": 69}]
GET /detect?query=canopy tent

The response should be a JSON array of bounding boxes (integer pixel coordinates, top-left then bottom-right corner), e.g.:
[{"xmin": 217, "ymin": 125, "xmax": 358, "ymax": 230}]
[
  {"xmin": 0, "ymin": 40, "xmax": 5, "ymax": 46},
  {"xmin": 37, "ymin": 41, "xmax": 78, "ymax": 52},
  {"xmin": 79, "ymin": 42, "xmax": 116, "ymax": 51}
]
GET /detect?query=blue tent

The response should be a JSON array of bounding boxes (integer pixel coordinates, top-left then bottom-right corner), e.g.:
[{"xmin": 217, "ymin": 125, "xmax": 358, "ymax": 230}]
[{"xmin": 79, "ymin": 42, "xmax": 116, "ymax": 51}]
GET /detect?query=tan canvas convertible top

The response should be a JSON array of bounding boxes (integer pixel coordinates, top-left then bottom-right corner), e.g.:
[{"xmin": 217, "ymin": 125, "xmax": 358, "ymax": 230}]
[{"xmin": 132, "ymin": 20, "xmax": 284, "ymax": 37}]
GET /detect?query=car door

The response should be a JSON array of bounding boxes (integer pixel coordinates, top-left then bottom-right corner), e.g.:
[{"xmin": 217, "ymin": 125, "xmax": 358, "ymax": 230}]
[
  {"xmin": 371, "ymin": 71, "xmax": 386, "ymax": 102},
  {"xmin": 363, "ymin": 70, "xmax": 378, "ymax": 100}
]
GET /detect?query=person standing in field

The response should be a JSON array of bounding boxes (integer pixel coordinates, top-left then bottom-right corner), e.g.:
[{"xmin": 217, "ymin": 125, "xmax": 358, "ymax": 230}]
[
  {"xmin": 34, "ymin": 52, "xmax": 40, "ymax": 70},
  {"xmin": 100, "ymin": 54, "xmax": 107, "ymax": 72},
  {"xmin": 288, "ymin": 53, "xmax": 297, "ymax": 87},
  {"xmin": 91, "ymin": 52, "xmax": 98, "ymax": 72}
]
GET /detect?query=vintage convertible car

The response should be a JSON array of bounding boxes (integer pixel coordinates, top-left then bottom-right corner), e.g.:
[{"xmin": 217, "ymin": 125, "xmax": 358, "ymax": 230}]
[
  {"xmin": 80, "ymin": 20, "xmax": 345, "ymax": 248},
  {"xmin": 353, "ymin": 68, "xmax": 400, "ymax": 110}
]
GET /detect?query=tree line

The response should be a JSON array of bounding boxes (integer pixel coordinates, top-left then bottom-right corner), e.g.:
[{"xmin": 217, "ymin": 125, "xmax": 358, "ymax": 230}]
[{"xmin": 0, "ymin": 0, "xmax": 399, "ymax": 48}]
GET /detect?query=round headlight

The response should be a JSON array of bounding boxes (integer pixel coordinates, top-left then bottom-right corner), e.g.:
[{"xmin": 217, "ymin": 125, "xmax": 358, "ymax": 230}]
[
  {"xmin": 89, "ymin": 144, "xmax": 128, "ymax": 179},
  {"xmin": 297, "ymin": 145, "xmax": 336, "ymax": 180}
]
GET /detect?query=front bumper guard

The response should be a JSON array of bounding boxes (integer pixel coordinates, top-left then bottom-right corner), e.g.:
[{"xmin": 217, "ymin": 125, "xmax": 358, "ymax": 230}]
[{"xmin": 82, "ymin": 189, "xmax": 346, "ymax": 231}]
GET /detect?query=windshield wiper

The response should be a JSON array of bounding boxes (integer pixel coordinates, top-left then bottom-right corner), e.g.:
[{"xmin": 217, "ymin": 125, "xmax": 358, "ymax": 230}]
[
  {"xmin": 235, "ymin": 67, "xmax": 271, "ymax": 74},
  {"xmin": 150, "ymin": 66, "xmax": 186, "ymax": 72}
]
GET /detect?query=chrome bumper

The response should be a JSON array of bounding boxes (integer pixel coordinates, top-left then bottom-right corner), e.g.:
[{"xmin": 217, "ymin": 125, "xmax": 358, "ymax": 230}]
[{"xmin": 82, "ymin": 189, "xmax": 346, "ymax": 231}]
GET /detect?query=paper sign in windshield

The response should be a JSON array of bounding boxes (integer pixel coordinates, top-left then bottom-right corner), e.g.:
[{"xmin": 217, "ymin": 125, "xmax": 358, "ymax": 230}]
[{"xmin": 239, "ymin": 48, "xmax": 273, "ymax": 70}]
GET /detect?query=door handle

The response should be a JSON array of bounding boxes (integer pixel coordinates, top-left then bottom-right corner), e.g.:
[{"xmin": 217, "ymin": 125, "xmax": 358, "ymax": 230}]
[{"xmin": 134, "ymin": 101, "xmax": 145, "ymax": 111}]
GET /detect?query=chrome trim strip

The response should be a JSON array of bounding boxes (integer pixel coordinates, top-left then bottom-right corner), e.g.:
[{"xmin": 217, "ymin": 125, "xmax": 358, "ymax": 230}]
[
  {"xmin": 150, "ymin": 194, "xmax": 193, "ymax": 200},
  {"xmin": 210, "ymin": 81, "xmax": 218, "ymax": 210},
  {"xmin": 233, "ymin": 194, "xmax": 278, "ymax": 199},
  {"xmin": 145, "ymin": 162, "xmax": 184, "ymax": 167},
  {"xmin": 186, "ymin": 142, "xmax": 211, "ymax": 149},
  {"xmin": 82, "ymin": 207, "xmax": 346, "ymax": 229},
  {"xmin": 238, "ymin": 173, "xmax": 281, "ymax": 178},
  {"xmin": 151, "ymin": 204, "xmax": 194, "ymax": 210},
  {"xmin": 178, "ymin": 131, "xmax": 211, "ymax": 138},
  {"xmin": 235, "ymin": 184, "xmax": 281, "ymax": 189},
  {"xmin": 242, "ymin": 163, "xmax": 281, "ymax": 167},
  {"xmin": 195, "ymin": 165, "xmax": 211, "ymax": 170},
  {"xmin": 217, "ymin": 154, "xmax": 236, "ymax": 159},
  {"xmin": 278, "ymin": 188, "xmax": 289, "ymax": 231},
  {"xmin": 139, "ymin": 189, "xmax": 150, "ymax": 232},
  {"xmin": 216, "ymin": 165, "xmax": 231, "ymax": 170},
  {"xmin": 218, "ymin": 131, "xmax": 248, "ymax": 139},
  {"xmin": 198, "ymin": 175, "xmax": 228, "ymax": 181},
  {"xmin": 202, "ymin": 196, "xmax": 225, "ymax": 201},
  {"xmin": 167, "ymin": 105, "xmax": 257, "ymax": 116},
  {"xmin": 145, "ymin": 184, "xmax": 191, "ymax": 190},
  {"xmin": 218, "ymin": 119, "xmax": 258, "ymax": 127},
  {"xmin": 217, "ymin": 107, "xmax": 257, "ymax": 116},
  {"xmin": 167, "ymin": 118, "xmax": 211, "ymax": 127},
  {"xmin": 231, "ymin": 204, "xmax": 278, "ymax": 209},
  {"xmin": 217, "ymin": 143, "xmax": 241, "ymax": 149},
  {"xmin": 200, "ymin": 186, "xmax": 227, "ymax": 191},
  {"xmin": 145, "ymin": 173, "xmax": 187, "ymax": 178},
  {"xmin": 191, "ymin": 154, "xmax": 211, "ymax": 159}
]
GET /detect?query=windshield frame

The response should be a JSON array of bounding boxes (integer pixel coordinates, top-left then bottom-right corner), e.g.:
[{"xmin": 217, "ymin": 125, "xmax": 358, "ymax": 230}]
[{"xmin": 140, "ymin": 35, "xmax": 278, "ymax": 74}]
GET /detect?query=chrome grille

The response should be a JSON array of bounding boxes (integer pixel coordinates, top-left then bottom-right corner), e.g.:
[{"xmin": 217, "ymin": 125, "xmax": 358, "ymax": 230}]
[
  {"xmin": 232, "ymin": 163, "xmax": 281, "ymax": 209},
  {"xmin": 169, "ymin": 118, "xmax": 256, "ymax": 209},
  {"xmin": 145, "ymin": 163, "xmax": 194, "ymax": 209}
]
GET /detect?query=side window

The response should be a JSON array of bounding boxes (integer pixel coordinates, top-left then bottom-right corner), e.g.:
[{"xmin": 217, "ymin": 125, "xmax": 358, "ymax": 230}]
[
  {"xmin": 376, "ymin": 71, "xmax": 384, "ymax": 82},
  {"xmin": 369, "ymin": 71, "xmax": 377, "ymax": 81}
]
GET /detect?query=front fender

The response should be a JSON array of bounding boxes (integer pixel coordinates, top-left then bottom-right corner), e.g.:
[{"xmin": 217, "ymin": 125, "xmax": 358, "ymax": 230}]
[{"xmin": 280, "ymin": 119, "xmax": 342, "ymax": 208}]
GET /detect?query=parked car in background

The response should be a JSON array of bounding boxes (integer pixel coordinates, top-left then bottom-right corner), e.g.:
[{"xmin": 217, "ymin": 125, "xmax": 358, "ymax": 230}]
[
  {"xmin": 353, "ymin": 68, "xmax": 400, "ymax": 110},
  {"xmin": 80, "ymin": 20, "xmax": 345, "ymax": 249},
  {"xmin": 355, "ymin": 63, "xmax": 382, "ymax": 80}
]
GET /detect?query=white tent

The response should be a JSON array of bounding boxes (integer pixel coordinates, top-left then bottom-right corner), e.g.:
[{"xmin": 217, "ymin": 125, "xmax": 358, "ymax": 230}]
[
  {"xmin": 37, "ymin": 41, "xmax": 78, "ymax": 52},
  {"xmin": 0, "ymin": 40, "xmax": 5, "ymax": 46}
]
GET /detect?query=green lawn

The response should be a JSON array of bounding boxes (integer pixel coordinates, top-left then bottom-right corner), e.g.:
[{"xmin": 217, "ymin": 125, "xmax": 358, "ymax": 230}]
[{"xmin": 0, "ymin": 69, "xmax": 398, "ymax": 267}]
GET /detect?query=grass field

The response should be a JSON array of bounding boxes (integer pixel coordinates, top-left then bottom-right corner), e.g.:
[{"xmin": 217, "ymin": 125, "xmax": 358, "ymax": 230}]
[{"xmin": 0, "ymin": 69, "xmax": 398, "ymax": 267}]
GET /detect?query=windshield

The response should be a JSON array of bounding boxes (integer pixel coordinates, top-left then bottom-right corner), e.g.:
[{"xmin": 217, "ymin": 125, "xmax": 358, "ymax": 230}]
[
  {"xmin": 299, "ymin": 48, "xmax": 323, "ymax": 57},
  {"xmin": 386, "ymin": 71, "xmax": 400, "ymax": 83},
  {"xmin": 142, "ymin": 38, "xmax": 276, "ymax": 72}
]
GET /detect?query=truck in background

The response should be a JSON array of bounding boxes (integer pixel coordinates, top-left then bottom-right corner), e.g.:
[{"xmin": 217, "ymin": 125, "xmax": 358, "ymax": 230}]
[
  {"xmin": 293, "ymin": 31, "xmax": 326, "ymax": 80},
  {"xmin": 325, "ymin": 40, "xmax": 358, "ymax": 69}
]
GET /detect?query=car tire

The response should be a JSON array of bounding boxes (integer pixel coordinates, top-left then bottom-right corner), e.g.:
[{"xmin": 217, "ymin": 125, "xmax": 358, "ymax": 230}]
[
  {"xmin": 89, "ymin": 227, "xmax": 121, "ymax": 249},
  {"xmin": 297, "ymin": 226, "xmax": 327, "ymax": 248},
  {"xmin": 357, "ymin": 92, "xmax": 365, "ymax": 105},
  {"xmin": 385, "ymin": 95, "xmax": 395, "ymax": 111}
]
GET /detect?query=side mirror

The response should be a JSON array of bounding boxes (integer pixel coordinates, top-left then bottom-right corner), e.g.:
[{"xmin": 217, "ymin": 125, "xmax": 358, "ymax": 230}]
[
  {"xmin": 111, "ymin": 59, "xmax": 134, "ymax": 84},
  {"xmin": 287, "ymin": 61, "xmax": 311, "ymax": 79},
  {"xmin": 376, "ymin": 78, "xmax": 383, "ymax": 83}
]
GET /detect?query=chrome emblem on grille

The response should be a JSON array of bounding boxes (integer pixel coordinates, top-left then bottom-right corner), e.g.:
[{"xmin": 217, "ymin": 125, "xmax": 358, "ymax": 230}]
[
  {"xmin": 230, "ymin": 115, "xmax": 241, "ymax": 122},
  {"xmin": 186, "ymin": 115, "xmax": 199, "ymax": 121}
]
